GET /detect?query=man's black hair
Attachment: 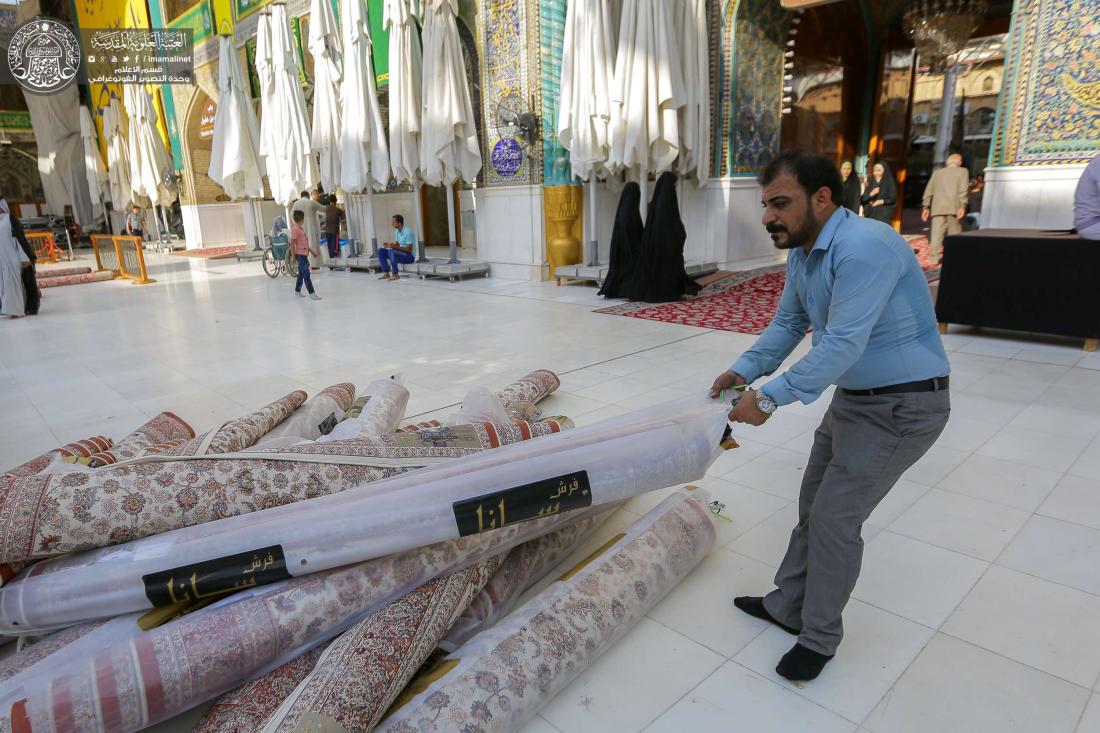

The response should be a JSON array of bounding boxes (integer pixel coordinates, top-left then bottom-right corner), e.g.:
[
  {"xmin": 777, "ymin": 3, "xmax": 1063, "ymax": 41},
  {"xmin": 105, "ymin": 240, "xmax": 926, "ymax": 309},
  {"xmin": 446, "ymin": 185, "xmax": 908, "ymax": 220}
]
[
  {"xmin": 759, "ymin": 149, "xmax": 843, "ymax": 206},
  {"xmin": 300, "ymin": 191, "xmax": 310, "ymax": 198},
  {"xmin": 392, "ymin": 214, "xmax": 404, "ymax": 226},
  {"xmin": 292, "ymin": 210, "xmax": 305, "ymax": 222}
]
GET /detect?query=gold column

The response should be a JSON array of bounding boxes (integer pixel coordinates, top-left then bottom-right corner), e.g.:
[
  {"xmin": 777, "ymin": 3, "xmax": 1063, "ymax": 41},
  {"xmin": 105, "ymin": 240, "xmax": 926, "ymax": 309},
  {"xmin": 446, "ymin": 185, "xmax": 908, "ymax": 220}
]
[{"xmin": 543, "ymin": 184, "xmax": 583, "ymax": 278}]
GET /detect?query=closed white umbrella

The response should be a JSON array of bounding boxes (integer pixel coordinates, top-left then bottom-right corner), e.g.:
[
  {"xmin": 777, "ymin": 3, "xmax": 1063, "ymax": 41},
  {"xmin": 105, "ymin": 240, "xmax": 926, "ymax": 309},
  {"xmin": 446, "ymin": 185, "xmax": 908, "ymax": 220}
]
[
  {"xmin": 385, "ymin": 0, "xmax": 425, "ymax": 259},
  {"xmin": 209, "ymin": 35, "xmax": 265, "ymax": 200},
  {"xmin": 419, "ymin": 0, "xmax": 481, "ymax": 264},
  {"xmin": 340, "ymin": 0, "xmax": 390, "ymax": 254},
  {"xmin": 308, "ymin": 0, "xmax": 343, "ymax": 192},
  {"xmin": 79, "ymin": 105, "xmax": 110, "ymax": 224},
  {"xmin": 385, "ymin": 0, "xmax": 421, "ymax": 187},
  {"xmin": 122, "ymin": 83, "xmax": 173, "ymax": 208},
  {"xmin": 557, "ymin": 0, "xmax": 616, "ymax": 265},
  {"xmin": 209, "ymin": 34, "xmax": 266, "ymax": 250},
  {"xmin": 608, "ymin": 0, "xmax": 686, "ymax": 193},
  {"xmin": 103, "ymin": 97, "xmax": 132, "ymax": 215},
  {"xmin": 675, "ymin": 0, "xmax": 709, "ymax": 184},
  {"xmin": 257, "ymin": 4, "xmax": 317, "ymax": 210}
]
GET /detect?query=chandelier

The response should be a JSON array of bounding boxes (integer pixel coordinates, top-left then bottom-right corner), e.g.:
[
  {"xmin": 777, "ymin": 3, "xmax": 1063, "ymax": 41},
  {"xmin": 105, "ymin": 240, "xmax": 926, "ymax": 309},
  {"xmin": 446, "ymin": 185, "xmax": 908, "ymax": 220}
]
[{"xmin": 903, "ymin": 0, "xmax": 988, "ymax": 71}]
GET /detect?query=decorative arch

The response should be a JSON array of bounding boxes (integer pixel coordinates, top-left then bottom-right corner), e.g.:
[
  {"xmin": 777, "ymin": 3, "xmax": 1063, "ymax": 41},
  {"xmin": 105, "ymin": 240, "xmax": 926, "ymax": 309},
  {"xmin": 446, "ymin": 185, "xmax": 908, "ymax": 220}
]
[{"xmin": 176, "ymin": 67, "xmax": 224, "ymax": 205}]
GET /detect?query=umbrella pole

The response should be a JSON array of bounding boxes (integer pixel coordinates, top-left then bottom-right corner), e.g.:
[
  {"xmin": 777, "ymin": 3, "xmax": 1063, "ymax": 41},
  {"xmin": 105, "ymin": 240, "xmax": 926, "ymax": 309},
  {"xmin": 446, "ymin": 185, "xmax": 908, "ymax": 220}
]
[
  {"xmin": 366, "ymin": 185, "xmax": 379, "ymax": 256},
  {"xmin": 446, "ymin": 182, "xmax": 458, "ymax": 265},
  {"xmin": 587, "ymin": 178, "xmax": 598, "ymax": 266},
  {"xmin": 159, "ymin": 205, "xmax": 170, "ymax": 243},
  {"xmin": 149, "ymin": 206, "xmax": 162, "ymax": 244},
  {"xmin": 413, "ymin": 180, "xmax": 427, "ymax": 262},
  {"xmin": 251, "ymin": 199, "xmax": 264, "ymax": 251}
]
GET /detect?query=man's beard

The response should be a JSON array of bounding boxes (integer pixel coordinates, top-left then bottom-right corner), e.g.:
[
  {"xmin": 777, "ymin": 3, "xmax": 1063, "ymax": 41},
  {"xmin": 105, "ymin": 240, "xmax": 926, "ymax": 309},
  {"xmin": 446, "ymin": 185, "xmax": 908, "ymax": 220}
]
[{"xmin": 767, "ymin": 211, "xmax": 818, "ymax": 250}]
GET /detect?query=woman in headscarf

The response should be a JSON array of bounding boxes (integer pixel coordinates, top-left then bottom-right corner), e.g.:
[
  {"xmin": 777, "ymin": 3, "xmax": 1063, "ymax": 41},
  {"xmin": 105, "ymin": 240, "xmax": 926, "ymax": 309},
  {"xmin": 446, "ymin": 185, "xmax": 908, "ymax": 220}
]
[
  {"xmin": 840, "ymin": 160, "xmax": 862, "ymax": 213},
  {"xmin": 625, "ymin": 172, "xmax": 701, "ymax": 303},
  {"xmin": 597, "ymin": 182, "xmax": 643, "ymax": 298},
  {"xmin": 0, "ymin": 198, "xmax": 34, "ymax": 318},
  {"xmin": 861, "ymin": 161, "xmax": 897, "ymax": 224}
]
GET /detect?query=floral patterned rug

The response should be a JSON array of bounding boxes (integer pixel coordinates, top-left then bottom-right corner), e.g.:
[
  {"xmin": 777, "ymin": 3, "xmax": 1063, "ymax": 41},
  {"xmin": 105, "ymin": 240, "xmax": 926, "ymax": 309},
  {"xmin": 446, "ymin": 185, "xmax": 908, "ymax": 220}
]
[
  {"xmin": 594, "ymin": 236, "xmax": 941, "ymax": 335},
  {"xmin": 170, "ymin": 245, "xmax": 245, "ymax": 259}
]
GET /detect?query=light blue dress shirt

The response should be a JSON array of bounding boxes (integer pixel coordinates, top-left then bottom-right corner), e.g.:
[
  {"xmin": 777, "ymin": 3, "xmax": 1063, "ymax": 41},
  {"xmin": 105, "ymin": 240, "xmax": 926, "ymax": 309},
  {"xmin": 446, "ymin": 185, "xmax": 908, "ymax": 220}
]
[
  {"xmin": 1074, "ymin": 155, "xmax": 1100, "ymax": 240},
  {"xmin": 730, "ymin": 207, "xmax": 950, "ymax": 406},
  {"xmin": 394, "ymin": 226, "xmax": 417, "ymax": 248}
]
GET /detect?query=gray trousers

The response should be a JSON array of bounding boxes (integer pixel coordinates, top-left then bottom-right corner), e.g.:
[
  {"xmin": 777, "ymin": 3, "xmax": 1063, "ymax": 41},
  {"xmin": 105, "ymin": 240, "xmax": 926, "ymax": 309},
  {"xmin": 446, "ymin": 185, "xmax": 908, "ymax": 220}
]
[{"xmin": 763, "ymin": 389, "xmax": 950, "ymax": 655}]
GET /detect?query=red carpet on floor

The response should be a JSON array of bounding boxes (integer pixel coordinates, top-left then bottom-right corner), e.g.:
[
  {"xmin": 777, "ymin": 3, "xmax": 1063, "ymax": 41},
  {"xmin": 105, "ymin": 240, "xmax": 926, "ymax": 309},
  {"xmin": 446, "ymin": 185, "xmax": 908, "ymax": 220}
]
[
  {"xmin": 170, "ymin": 245, "xmax": 245, "ymax": 260},
  {"xmin": 595, "ymin": 236, "xmax": 941, "ymax": 335}
]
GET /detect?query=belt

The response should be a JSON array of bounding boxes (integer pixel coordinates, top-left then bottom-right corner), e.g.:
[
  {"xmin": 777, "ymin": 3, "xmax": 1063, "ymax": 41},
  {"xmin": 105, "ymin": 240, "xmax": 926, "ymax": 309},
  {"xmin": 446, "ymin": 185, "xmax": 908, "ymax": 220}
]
[{"xmin": 842, "ymin": 376, "xmax": 949, "ymax": 397}]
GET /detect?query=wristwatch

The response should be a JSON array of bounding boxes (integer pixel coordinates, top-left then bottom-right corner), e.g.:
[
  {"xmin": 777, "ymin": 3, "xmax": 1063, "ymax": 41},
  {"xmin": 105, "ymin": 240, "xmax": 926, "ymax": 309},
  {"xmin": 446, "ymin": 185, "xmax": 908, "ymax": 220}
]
[{"xmin": 756, "ymin": 392, "xmax": 778, "ymax": 415}]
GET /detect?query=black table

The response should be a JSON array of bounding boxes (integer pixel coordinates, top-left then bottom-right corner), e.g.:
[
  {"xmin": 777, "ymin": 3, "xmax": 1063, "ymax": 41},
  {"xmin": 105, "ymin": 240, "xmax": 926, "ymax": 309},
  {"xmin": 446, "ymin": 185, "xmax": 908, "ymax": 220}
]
[{"xmin": 935, "ymin": 229, "xmax": 1100, "ymax": 351}]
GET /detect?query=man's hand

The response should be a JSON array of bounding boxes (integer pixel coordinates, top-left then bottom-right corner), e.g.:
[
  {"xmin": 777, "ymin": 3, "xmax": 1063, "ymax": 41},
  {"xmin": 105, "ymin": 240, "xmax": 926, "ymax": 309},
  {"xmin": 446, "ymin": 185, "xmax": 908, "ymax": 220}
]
[
  {"xmin": 921, "ymin": 208, "xmax": 930, "ymax": 222},
  {"xmin": 709, "ymin": 370, "xmax": 746, "ymax": 399},
  {"xmin": 872, "ymin": 199, "xmax": 884, "ymax": 207},
  {"xmin": 956, "ymin": 208, "xmax": 966, "ymax": 220},
  {"xmin": 728, "ymin": 388, "xmax": 771, "ymax": 426}
]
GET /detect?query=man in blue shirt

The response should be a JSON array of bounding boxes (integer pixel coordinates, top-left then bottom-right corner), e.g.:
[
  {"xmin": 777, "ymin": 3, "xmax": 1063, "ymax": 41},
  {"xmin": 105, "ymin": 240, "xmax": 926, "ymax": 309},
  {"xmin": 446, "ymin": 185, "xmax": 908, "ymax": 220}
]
[
  {"xmin": 710, "ymin": 150, "xmax": 951, "ymax": 682},
  {"xmin": 378, "ymin": 214, "xmax": 417, "ymax": 280}
]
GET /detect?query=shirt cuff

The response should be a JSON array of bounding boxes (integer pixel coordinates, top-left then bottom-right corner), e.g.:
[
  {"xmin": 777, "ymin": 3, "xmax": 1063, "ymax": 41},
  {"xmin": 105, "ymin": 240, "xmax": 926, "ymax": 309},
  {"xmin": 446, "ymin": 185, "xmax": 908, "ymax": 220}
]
[
  {"xmin": 760, "ymin": 376, "xmax": 799, "ymax": 407},
  {"xmin": 729, "ymin": 357, "xmax": 761, "ymax": 384}
]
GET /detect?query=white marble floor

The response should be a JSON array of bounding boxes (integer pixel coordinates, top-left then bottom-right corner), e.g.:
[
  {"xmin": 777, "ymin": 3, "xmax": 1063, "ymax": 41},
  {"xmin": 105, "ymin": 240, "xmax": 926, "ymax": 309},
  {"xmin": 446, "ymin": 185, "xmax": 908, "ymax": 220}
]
[{"xmin": 4, "ymin": 252, "xmax": 1100, "ymax": 733}]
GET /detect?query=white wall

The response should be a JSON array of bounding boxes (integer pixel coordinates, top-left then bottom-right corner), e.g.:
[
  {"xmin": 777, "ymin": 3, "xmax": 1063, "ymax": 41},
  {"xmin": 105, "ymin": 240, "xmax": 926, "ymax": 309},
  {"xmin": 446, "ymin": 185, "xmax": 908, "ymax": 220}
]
[
  {"xmin": 181, "ymin": 203, "xmax": 251, "ymax": 249},
  {"xmin": 471, "ymin": 185, "xmax": 547, "ymax": 281},
  {"xmin": 983, "ymin": 164, "xmax": 1087, "ymax": 230}
]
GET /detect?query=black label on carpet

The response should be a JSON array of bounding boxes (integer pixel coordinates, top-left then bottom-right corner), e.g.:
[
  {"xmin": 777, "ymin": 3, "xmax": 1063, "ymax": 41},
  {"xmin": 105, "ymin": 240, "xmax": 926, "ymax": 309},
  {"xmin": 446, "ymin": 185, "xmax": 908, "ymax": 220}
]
[
  {"xmin": 142, "ymin": 545, "xmax": 291, "ymax": 607},
  {"xmin": 453, "ymin": 471, "xmax": 592, "ymax": 537}
]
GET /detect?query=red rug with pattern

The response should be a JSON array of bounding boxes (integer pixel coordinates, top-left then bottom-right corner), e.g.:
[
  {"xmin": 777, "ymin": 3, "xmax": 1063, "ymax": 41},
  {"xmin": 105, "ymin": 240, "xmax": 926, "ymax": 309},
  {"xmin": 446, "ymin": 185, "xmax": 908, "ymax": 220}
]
[
  {"xmin": 595, "ymin": 235, "xmax": 940, "ymax": 335},
  {"xmin": 170, "ymin": 245, "xmax": 245, "ymax": 260}
]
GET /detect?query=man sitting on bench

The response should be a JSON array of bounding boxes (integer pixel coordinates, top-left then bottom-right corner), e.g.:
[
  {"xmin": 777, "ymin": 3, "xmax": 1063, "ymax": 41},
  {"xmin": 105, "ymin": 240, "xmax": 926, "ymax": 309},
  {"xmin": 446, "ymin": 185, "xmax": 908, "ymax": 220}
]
[{"xmin": 379, "ymin": 214, "xmax": 416, "ymax": 281}]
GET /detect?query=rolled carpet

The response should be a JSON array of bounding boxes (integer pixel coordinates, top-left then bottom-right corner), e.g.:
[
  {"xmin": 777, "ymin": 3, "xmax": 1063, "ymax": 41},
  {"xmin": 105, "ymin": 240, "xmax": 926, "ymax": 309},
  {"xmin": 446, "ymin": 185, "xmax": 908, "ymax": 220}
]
[
  {"xmin": 34, "ymin": 271, "xmax": 115, "ymax": 288},
  {"xmin": 377, "ymin": 488, "xmax": 717, "ymax": 733},
  {"xmin": 35, "ymin": 267, "xmax": 91, "ymax": 279},
  {"xmin": 252, "ymin": 383, "xmax": 356, "ymax": 449},
  {"xmin": 0, "ymin": 400, "xmax": 725, "ymax": 632},
  {"xmin": 1, "ymin": 437, "xmax": 112, "ymax": 479},
  {"xmin": 86, "ymin": 412, "xmax": 195, "ymax": 467},
  {"xmin": 171, "ymin": 391, "xmax": 307, "ymax": 456},
  {"xmin": 318, "ymin": 380, "xmax": 408, "ymax": 443},
  {"xmin": 252, "ymin": 557, "xmax": 504, "ymax": 733}
]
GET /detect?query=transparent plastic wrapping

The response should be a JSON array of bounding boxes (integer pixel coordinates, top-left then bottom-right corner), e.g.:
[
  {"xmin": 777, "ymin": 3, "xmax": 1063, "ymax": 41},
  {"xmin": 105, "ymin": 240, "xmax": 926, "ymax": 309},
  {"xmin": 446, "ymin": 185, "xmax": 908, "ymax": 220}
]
[
  {"xmin": 317, "ymin": 380, "xmax": 409, "ymax": 442},
  {"xmin": 377, "ymin": 489, "xmax": 717, "ymax": 733},
  {"xmin": 251, "ymin": 383, "xmax": 356, "ymax": 448},
  {"xmin": 439, "ymin": 507, "xmax": 617, "ymax": 652},
  {"xmin": 0, "ymin": 399, "xmax": 727, "ymax": 633},
  {"xmin": 2, "ymin": 510, "xmax": 595, "ymax": 733},
  {"xmin": 443, "ymin": 387, "xmax": 510, "ymax": 427}
]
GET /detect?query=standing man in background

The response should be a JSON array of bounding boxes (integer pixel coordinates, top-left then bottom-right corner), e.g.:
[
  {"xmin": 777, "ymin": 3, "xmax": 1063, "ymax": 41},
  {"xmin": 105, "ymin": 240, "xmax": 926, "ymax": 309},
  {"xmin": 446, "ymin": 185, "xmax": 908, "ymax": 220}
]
[
  {"xmin": 125, "ymin": 205, "xmax": 144, "ymax": 240},
  {"xmin": 921, "ymin": 153, "xmax": 970, "ymax": 265},
  {"xmin": 323, "ymin": 195, "xmax": 345, "ymax": 258},
  {"xmin": 711, "ymin": 150, "xmax": 950, "ymax": 683},
  {"xmin": 292, "ymin": 190, "xmax": 325, "ymax": 270}
]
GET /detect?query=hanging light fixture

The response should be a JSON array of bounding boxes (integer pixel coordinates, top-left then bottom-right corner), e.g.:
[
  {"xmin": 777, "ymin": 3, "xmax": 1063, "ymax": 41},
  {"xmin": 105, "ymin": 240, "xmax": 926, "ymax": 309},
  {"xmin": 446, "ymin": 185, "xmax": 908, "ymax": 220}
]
[{"xmin": 903, "ymin": 0, "xmax": 988, "ymax": 71}]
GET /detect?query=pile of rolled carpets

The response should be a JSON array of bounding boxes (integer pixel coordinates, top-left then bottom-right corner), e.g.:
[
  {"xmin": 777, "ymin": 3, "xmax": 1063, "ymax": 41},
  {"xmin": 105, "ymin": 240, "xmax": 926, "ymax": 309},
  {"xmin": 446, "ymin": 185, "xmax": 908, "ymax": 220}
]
[
  {"xmin": 250, "ymin": 384, "xmax": 357, "ymax": 449},
  {"xmin": 2, "ymin": 510, "xmax": 593, "ymax": 732},
  {"xmin": 378, "ymin": 488, "xmax": 717, "ymax": 733},
  {"xmin": 0, "ymin": 398, "xmax": 726, "ymax": 632},
  {"xmin": 196, "ymin": 510, "xmax": 613, "ymax": 731},
  {"xmin": 35, "ymin": 266, "xmax": 91, "ymax": 280}
]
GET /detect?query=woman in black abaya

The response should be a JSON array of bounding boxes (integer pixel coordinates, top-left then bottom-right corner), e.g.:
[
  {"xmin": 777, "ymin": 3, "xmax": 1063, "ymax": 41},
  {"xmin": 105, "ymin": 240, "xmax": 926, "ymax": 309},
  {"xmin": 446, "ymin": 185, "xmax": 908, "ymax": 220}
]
[
  {"xmin": 597, "ymin": 182, "xmax": 643, "ymax": 298},
  {"xmin": 626, "ymin": 172, "xmax": 700, "ymax": 303},
  {"xmin": 861, "ymin": 161, "xmax": 898, "ymax": 224}
]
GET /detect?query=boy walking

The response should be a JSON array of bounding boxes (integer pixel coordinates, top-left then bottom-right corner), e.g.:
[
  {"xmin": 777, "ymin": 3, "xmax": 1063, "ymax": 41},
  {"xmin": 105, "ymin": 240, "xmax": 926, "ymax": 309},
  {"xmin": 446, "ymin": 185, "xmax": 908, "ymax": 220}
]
[{"xmin": 291, "ymin": 210, "xmax": 322, "ymax": 300}]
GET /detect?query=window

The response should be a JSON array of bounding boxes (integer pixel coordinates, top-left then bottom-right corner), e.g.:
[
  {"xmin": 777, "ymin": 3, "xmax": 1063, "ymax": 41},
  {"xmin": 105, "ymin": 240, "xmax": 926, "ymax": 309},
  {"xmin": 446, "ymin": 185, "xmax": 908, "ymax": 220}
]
[{"xmin": 982, "ymin": 75, "xmax": 994, "ymax": 92}]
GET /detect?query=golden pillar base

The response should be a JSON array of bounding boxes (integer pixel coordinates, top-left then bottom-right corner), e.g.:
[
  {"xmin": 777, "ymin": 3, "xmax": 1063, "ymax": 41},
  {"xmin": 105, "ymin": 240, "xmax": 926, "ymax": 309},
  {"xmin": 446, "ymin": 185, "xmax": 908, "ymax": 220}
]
[{"xmin": 543, "ymin": 185, "xmax": 583, "ymax": 279}]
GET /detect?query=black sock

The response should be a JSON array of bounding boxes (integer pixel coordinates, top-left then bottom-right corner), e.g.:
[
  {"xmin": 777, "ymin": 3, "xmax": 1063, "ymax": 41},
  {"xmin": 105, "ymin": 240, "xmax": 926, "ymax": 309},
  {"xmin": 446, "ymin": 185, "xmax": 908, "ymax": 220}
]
[
  {"xmin": 733, "ymin": 596, "xmax": 800, "ymax": 635},
  {"xmin": 776, "ymin": 643, "xmax": 833, "ymax": 682}
]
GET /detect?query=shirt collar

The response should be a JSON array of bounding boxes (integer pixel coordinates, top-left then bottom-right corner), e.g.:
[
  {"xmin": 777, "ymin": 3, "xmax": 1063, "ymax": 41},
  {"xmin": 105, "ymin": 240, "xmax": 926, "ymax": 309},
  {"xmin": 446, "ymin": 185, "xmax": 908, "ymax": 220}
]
[{"xmin": 810, "ymin": 207, "xmax": 849, "ymax": 253}]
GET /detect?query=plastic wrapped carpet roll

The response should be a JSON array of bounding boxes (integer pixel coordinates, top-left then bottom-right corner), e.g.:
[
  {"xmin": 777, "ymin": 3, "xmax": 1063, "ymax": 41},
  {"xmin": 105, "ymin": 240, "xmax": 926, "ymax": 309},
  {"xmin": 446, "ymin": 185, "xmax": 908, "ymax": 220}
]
[
  {"xmin": 252, "ymin": 384, "xmax": 356, "ymax": 448},
  {"xmin": 171, "ymin": 391, "xmax": 307, "ymax": 456},
  {"xmin": 0, "ymin": 620, "xmax": 110, "ymax": 685},
  {"xmin": 318, "ymin": 380, "xmax": 408, "ymax": 443},
  {"xmin": 256, "ymin": 557, "xmax": 504, "ymax": 733},
  {"xmin": 34, "ymin": 271, "xmax": 115, "ymax": 288},
  {"xmin": 4, "ymin": 511, "xmax": 591, "ymax": 733},
  {"xmin": 0, "ymin": 418, "xmax": 570, "ymax": 569},
  {"xmin": 34, "ymin": 266, "xmax": 92, "ymax": 279},
  {"xmin": 86, "ymin": 412, "xmax": 195, "ymax": 467},
  {"xmin": 193, "ymin": 644, "xmax": 330, "ymax": 733},
  {"xmin": 2, "ymin": 437, "xmax": 112, "ymax": 479},
  {"xmin": 0, "ymin": 400, "xmax": 726, "ymax": 633},
  {"xmin": 439, "ymin": 507, "xmax": 616, "ymax": 652},
  {"xmin": 377, "ymin": 489, "xmax": 717, "ymax": 733}
]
